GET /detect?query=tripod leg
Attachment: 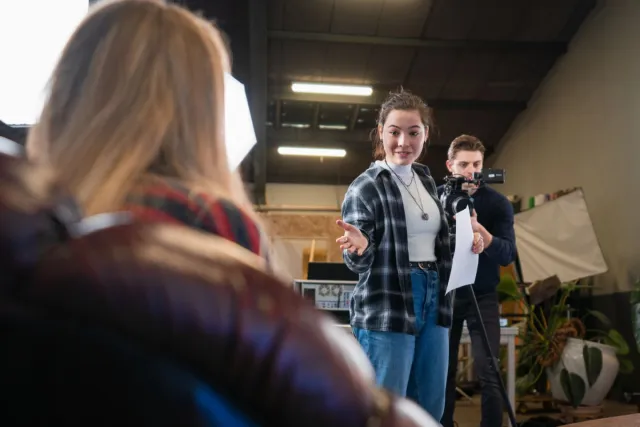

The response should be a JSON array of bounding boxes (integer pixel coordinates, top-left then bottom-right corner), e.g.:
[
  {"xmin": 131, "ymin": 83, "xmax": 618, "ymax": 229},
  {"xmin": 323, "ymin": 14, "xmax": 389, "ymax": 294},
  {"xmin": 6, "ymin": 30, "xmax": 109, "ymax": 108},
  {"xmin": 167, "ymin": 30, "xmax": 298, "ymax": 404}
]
[
  {"xmin": 469, "ymin": 287, "xmax": 518, "ymax": 427},
  {"xmin": 456, "ymin": 386, "xmax": 474, "ymax": 403}
]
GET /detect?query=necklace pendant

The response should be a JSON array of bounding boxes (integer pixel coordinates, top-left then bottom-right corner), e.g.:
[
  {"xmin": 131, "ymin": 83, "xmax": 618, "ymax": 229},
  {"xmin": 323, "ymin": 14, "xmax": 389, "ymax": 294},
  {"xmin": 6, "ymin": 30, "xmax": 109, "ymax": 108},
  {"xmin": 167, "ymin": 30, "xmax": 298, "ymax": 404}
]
[{"xmin": 421, "ymin": 213, "xmax": 429, "ymax": 221}]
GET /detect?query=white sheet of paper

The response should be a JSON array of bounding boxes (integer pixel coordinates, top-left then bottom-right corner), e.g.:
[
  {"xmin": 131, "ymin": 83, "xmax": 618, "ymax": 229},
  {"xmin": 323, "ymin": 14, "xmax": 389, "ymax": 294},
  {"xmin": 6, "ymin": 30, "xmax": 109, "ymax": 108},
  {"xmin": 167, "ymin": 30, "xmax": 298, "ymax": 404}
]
[
  {"xmin": 224, "ymin": 73, "xmax": 257, "ymax": 171},
  {"xmin": 446, "ymin": 206, "xmax": 479, "ymax": 294}
]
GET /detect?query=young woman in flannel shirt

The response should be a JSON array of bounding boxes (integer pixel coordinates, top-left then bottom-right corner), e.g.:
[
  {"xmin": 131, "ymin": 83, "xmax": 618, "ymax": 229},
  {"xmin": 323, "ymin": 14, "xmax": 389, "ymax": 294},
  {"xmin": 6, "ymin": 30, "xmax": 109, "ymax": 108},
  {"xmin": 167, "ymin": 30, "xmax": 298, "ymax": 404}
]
[
  {"xmin": 25, "ymin": 0, "xmax": 267, "ymax": 260},
  {"xmin": 335, "ymin": 90, "xmax": 484, "ymax": 420}
]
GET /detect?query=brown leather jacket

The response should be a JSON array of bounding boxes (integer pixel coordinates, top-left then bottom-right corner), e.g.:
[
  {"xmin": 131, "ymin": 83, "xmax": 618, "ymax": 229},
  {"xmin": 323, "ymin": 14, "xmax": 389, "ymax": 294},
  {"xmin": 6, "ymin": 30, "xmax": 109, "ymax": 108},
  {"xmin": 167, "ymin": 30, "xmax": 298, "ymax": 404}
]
[{"xmin": 0, "ymin": 153, "xmax": 438, "ymax": 427}]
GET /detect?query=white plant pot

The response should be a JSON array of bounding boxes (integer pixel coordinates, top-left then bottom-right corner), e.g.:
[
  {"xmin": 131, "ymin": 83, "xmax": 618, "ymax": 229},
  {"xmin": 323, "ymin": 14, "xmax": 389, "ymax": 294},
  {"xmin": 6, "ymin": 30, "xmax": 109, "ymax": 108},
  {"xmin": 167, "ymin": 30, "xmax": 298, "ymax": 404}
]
[{"xmin": 547, "ymin": 338, "xmax": 619, "ymax": 406}]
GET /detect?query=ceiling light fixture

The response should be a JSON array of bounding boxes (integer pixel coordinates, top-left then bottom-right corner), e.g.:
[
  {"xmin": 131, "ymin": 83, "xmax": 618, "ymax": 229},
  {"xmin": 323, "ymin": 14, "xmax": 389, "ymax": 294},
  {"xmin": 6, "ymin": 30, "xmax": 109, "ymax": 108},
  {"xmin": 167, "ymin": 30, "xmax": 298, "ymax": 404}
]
[
  {"xmin": 318, "ymin": 124, "xmax": 348, "ymax": 130},
  {"xmin": 291, "ymin": 82, "xmax": 373, "ymax": 97},
  {"xmin": 277, "ymin": 146, "xmax": 346, "ymax": 158},
  {"xmin": 281, "ymin": 123, "xmax": 311, "ymax": 129}
]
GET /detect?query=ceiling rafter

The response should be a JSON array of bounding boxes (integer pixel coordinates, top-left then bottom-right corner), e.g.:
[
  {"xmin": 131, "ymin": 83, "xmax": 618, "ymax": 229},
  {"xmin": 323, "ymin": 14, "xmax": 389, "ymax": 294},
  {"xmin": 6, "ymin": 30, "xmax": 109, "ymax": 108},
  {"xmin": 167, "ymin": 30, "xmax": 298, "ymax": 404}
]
[
  {"xmin": 248, "ymin": 0, "xmax": 268, "ymax": 204},
  {"xmin": 268, "ymin": 86, "xmax": 527, "ymax": 112},
  {"xmin": 268, "ymin": 30, "xmax": 568, "ymax": 54}
]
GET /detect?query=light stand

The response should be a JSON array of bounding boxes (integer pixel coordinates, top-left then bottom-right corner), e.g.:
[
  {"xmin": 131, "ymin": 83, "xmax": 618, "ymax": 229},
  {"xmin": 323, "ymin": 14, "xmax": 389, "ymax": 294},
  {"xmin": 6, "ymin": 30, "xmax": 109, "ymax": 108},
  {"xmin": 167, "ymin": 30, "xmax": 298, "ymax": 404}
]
[{"xmin": 468, "ymin": 285, "xmax": 518, "ymax": 427}]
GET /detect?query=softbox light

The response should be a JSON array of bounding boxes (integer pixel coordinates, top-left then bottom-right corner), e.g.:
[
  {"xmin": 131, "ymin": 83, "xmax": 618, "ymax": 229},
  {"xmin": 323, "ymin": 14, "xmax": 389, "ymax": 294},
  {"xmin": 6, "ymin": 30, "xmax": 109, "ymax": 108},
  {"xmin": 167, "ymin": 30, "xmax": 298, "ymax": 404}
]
[
  {"xmin": 0, "ymin": 136, "xmax": 22, "ymax": 157},
  {"xmin": 224, "ymin": 73, "xmax": 257, "ymax": 170},
  {"xmin": 514, "ymin": 189, "xmax": 608, "ymax": 283},
  {"xmin": 0, "ymin": 0, "xmax": 89, "ymax": 126}
]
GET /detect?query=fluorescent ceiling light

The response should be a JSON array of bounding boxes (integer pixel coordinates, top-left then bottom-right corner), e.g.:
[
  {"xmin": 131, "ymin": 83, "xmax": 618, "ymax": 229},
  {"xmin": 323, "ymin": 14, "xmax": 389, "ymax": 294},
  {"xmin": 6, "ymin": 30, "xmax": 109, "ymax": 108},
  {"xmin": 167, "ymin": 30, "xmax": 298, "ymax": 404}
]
[
  {"xmin": 277, "ymin": 146, "xmax": 346, "ymax": 158},
  {"xmin": 282, "ymin": 123, "xmax": 310, "ymax": 129},
  {"xmin": 318, "ymin": 124, "xmax": 348, "ymax": 130},
  {"xmin": 291, "ymin": 82, "xmax": 373, "ymax": 97}
]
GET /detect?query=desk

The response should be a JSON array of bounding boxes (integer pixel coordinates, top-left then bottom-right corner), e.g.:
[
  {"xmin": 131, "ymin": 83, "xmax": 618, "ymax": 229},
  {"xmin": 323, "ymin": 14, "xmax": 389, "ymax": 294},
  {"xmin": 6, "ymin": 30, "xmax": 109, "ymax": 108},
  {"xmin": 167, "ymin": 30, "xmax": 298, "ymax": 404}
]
[
  {"xmin": 460, "ymin": 326, "xmax": 518, "ymax": 411},
  {"xmin": 565, "ymin": 414, "xmax": 640, "ymax": 426}
]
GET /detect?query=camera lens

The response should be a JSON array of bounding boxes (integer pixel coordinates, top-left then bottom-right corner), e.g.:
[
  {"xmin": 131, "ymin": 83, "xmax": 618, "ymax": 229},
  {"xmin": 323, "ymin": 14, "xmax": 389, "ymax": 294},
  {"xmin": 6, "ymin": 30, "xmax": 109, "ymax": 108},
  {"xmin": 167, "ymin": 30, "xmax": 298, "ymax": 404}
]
[{"xmin": 452, "ymin": 196, "xmax": 471, "ymax": 214}]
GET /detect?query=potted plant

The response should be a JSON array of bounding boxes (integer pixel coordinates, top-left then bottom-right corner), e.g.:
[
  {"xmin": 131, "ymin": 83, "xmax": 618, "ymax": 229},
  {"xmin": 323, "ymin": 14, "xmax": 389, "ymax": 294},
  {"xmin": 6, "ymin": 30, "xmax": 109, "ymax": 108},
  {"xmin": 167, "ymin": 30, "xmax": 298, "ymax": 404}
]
[
  {"xmin": 629, "ymin": 278, "xmax": 640, "ymax": 410},
  {"xmin": 513, "ymin": 278, "xmax": 633, "ymax": 408},
  {"xmin": 630, "ymin": 278, "xmax": 640, "ymax": 352},
  {"xmin": 549, "ymin": 304, "xmax": 632, "ymax": 408}
]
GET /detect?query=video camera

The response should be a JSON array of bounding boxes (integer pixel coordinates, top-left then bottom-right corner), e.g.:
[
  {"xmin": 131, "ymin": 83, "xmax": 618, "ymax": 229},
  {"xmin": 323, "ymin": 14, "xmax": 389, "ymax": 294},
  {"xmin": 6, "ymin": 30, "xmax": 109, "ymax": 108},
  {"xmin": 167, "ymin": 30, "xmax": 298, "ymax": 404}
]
[{"xmin": 439, "ymin": 168, "xmax": 505, "ymax": 239}]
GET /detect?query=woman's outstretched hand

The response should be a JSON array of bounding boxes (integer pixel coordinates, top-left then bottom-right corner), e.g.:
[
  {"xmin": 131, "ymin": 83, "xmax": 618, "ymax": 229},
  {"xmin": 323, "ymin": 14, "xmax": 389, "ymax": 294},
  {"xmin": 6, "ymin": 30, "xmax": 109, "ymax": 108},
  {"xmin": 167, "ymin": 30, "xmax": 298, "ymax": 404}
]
[{"xmin": 336, "ymin": 219, "xmax": 368, "ymax": 256}]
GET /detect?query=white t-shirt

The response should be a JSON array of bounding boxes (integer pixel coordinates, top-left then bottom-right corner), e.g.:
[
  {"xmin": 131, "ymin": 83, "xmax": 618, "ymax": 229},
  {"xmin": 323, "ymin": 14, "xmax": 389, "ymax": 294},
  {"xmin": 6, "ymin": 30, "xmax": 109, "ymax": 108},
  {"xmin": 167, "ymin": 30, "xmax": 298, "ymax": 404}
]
[{"xmin": 377, "ymin": 160, "xmax": 441, "ymax": 262}]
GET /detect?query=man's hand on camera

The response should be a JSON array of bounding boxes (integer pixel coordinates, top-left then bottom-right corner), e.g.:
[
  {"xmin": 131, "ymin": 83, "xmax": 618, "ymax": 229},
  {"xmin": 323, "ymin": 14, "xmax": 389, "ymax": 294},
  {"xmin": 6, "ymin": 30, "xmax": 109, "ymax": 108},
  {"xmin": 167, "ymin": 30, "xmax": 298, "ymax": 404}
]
[{"xmin": 462, "ymin": 182, "xmax": 478, "ymax": 195}]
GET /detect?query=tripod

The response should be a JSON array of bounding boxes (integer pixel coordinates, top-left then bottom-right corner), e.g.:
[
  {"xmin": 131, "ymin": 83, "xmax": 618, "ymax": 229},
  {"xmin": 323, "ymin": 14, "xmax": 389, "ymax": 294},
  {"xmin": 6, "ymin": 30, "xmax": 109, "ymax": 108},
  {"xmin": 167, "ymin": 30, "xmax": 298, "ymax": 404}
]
[
  {"xmin": 440, "ymin": 187, "xmax": 518, "ymax": 426},
  {"xmin": 467, "ymin": 285, "xmax": 518, "ymax": 427}
]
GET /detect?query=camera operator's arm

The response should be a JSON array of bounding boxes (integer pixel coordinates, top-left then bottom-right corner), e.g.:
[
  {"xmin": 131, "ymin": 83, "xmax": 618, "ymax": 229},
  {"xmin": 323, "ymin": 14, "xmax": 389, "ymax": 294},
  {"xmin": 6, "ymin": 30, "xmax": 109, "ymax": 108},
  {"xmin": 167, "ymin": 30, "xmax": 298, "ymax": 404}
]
[{"xmin": 476, "ymin": 195, "xmax": 516, "ymax": 266}]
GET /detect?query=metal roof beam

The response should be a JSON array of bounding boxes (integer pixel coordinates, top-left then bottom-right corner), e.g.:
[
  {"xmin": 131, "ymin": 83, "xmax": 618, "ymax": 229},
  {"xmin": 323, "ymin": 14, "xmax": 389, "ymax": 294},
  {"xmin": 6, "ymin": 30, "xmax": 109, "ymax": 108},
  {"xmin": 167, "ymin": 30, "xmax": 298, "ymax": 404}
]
[
  {"xmin": 269, "ymin": 31, "xmax": 567, "ymax": 54},
  {"xmin": 269, "ymin": 86, "xmax": 527, "ymax": 111}
]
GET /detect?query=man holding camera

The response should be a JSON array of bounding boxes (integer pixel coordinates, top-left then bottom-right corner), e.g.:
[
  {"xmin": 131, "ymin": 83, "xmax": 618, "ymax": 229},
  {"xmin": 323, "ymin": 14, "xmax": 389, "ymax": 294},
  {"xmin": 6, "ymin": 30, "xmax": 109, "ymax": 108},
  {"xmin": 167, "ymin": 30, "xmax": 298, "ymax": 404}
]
[{"xmin": 439, "ymin": 135, "xmax": 517, "ymax": 427}]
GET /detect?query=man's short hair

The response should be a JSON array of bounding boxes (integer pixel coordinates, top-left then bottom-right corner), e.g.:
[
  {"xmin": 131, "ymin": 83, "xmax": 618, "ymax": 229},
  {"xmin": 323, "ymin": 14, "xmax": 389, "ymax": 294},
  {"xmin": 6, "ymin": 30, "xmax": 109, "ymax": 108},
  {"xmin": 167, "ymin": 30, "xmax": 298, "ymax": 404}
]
[{"xmin": 448, "ymin": 134, "xmax": 486, "ymax": 160}]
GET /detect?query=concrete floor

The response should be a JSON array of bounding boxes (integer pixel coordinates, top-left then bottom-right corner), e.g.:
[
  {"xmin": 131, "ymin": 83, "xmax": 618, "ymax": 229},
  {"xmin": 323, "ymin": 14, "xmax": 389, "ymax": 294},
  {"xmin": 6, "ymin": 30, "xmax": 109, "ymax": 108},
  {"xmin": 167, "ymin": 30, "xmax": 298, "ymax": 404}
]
[{"xmin": 451, "ymin": 396, "xmax": 637, "ymax": 427}]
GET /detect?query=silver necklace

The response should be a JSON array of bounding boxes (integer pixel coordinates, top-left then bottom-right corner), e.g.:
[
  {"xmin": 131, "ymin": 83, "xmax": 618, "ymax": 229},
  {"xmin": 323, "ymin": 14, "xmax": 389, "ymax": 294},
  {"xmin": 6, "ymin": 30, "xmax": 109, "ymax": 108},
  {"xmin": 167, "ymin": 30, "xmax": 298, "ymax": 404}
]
[{"xmin": 384, "ymin": 159, "xmax": 429, "ymax": 221}]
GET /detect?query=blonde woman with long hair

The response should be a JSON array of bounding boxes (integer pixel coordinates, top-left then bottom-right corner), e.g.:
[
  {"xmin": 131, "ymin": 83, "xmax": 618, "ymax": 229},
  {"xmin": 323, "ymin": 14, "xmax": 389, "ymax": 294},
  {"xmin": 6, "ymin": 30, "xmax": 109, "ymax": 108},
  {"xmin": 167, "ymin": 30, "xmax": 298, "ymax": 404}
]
[{"xmin": 27, "ymin": 0, "xmax": 268, "ymax": 259}]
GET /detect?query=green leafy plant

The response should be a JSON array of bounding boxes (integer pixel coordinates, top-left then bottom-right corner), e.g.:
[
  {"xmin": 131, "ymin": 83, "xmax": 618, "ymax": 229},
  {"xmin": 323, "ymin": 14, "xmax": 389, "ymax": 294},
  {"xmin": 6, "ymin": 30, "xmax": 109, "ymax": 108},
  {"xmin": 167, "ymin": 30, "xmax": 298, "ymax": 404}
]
[
  {"xmin": 496, "ymin": 274, "xmax": 521, "ymax": 303},
  {"xmin": 583, "ymin": 344, "xmax": 603, "ymax": 387},
  {"xmin": 630, "ymin": 278, "xmax": 640, "ymax": 352},
  {"xmin": 583, "ymin": 309, "xmax": 633, "ymax": 374},
  {"xmin": 508, "ymin": 279, "xmax": 634, "ymax": 400},
  {"xmin": 558, "ymin": 343, "xmax": 604, "ymax": 408},
  {"xmin": 515, "ymin": 281, "xmax": 579, "ymax": 395},
  {"xmin": 561, "ymin": 368, "xmax": 586, "ymax": 408}
]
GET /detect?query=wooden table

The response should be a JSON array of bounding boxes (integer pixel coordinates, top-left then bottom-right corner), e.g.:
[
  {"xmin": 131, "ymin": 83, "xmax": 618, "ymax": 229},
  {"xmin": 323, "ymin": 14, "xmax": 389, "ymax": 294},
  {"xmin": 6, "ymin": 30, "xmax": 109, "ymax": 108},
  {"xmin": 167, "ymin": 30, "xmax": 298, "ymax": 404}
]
[{"xmin": 565, "ymin": 414, "xmax": 640, "ymax": 426}]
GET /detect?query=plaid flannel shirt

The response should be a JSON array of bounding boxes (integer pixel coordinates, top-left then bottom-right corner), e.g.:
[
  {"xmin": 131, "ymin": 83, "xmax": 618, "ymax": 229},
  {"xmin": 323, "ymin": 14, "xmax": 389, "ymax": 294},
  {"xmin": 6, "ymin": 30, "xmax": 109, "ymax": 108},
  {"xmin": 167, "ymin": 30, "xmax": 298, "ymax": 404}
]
[
  {"xmin": 342, "ymin": 162, "xmax": 453, "ymax": 334},
  {"xmin": 126, "ymin": 178, "xmax": 267, "ymax": 260}
]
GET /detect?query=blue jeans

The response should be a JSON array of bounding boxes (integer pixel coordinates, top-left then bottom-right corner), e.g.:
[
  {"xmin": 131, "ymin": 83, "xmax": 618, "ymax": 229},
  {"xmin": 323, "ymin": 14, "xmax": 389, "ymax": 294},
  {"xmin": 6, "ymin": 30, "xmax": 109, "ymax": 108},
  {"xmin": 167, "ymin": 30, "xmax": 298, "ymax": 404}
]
[{"xmin": 352, "ymin": 268, "xmax": 449, "ymax": 420}]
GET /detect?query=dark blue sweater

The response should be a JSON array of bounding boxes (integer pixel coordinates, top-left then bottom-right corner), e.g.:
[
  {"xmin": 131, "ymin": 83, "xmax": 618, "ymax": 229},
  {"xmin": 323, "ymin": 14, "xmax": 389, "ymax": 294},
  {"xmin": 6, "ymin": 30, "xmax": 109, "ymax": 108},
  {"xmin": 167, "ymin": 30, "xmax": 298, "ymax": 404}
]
[{"xmin": 437, "ymin": 184, "xmax": 517, "ymax": 295}]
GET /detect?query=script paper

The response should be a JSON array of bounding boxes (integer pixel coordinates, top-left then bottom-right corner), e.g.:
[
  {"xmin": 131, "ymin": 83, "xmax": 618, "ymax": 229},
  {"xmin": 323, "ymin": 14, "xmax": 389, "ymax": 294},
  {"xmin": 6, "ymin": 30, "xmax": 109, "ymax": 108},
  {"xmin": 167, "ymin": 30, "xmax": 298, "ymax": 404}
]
[{"xmin": 446, "ymin": 207, "xmax": 479, "ymax": 294}]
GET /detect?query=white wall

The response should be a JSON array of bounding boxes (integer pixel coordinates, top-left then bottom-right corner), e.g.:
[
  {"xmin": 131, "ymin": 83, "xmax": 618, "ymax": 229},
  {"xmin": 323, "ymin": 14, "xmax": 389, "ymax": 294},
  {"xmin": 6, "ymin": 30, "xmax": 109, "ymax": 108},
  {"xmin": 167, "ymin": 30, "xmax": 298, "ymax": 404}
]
[
  {"xmin": 261, "ymin": 183, "xmax": 347, "ymax": 280},
  {"xmin": 489, "ymin": 0, "xmax": 640, "ymax": 293},
  {"xmin": 265, "ymin": 183, "xmax": 347, "ymax": 211}
]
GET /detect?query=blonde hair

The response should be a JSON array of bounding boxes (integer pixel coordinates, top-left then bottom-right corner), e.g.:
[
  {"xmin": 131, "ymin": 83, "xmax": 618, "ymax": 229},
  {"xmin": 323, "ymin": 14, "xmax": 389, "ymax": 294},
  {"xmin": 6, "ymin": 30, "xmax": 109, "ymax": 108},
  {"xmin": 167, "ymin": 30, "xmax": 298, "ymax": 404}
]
[{"xmin": 27, "ymin": 0, "xmax": 251, "ymax": 216}]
